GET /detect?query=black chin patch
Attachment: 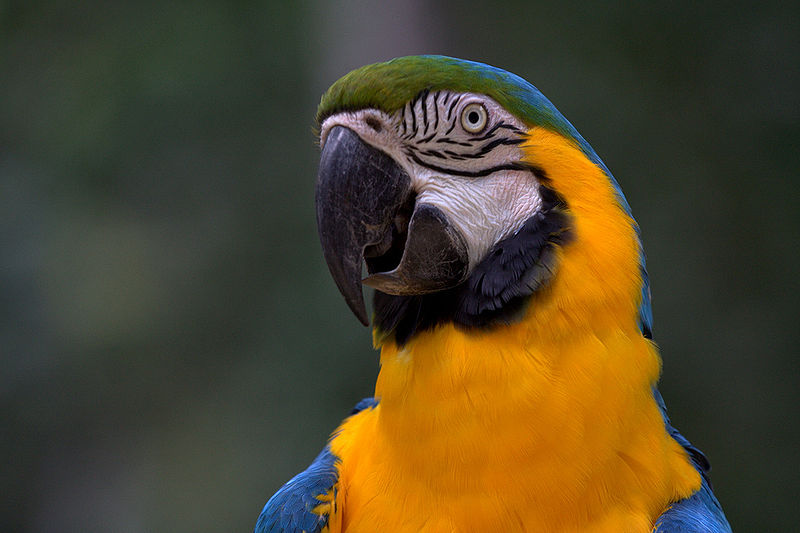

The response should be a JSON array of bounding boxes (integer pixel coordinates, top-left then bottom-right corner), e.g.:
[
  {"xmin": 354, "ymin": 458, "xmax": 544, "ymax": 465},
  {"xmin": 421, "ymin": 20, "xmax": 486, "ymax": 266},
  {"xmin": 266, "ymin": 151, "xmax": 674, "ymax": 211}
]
[{"xmin": 373, "ymin": 186, "xmax": 572, "ymax": 346}]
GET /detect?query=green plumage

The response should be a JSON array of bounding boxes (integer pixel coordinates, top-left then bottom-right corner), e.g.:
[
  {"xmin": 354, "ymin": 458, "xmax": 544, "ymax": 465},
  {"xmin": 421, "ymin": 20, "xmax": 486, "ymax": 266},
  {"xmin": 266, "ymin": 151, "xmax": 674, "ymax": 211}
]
[{"xmin": 316, "ymin": 56, "xmax": 566, "ymax": 137}]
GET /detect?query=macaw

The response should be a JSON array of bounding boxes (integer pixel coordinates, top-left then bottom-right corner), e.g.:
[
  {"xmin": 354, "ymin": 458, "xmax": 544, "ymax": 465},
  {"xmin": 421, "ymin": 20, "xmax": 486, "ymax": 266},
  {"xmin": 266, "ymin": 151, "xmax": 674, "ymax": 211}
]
[{"xmin": 255, "ymin": 56, "xmax": 731, "ymax": 532}]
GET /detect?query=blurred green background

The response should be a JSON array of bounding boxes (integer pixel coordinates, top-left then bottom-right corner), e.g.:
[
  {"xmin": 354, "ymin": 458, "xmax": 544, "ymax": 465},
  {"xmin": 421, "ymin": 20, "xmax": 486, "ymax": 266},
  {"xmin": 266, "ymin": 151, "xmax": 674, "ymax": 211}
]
[{"xmin": 1, "ymin": 1, "xmax": 797, "ymax": 531}]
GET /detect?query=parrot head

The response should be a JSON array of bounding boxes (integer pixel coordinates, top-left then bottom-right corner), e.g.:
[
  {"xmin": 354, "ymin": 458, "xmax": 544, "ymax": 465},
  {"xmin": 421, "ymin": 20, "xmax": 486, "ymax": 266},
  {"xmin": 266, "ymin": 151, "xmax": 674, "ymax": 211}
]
[{"xmin": 315, "ymin": 56, "xmax": 651, "ymax": 344}]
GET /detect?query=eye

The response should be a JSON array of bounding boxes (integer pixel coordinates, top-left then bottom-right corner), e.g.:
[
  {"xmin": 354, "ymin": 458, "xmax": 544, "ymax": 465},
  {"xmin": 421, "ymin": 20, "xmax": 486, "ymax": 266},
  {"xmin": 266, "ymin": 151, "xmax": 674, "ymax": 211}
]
[{"xmin": 460, "ymin": 102, "xmax": 488, "ymax": 133}]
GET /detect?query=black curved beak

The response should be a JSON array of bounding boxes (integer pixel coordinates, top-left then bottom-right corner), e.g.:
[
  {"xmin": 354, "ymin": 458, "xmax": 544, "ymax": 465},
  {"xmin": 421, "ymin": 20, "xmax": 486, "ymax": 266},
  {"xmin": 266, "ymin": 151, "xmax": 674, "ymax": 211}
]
[{"xmin": 316, "ymin": 126, "xmax": 469, "ymax": 326}]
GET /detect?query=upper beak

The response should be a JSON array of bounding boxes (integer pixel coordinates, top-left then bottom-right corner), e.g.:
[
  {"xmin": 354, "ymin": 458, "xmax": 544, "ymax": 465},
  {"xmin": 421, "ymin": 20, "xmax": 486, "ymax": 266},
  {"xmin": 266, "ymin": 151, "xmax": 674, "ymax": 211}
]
[{"xmin": 316, "ymin": 126, "xmax": 469, "ymax": 325}]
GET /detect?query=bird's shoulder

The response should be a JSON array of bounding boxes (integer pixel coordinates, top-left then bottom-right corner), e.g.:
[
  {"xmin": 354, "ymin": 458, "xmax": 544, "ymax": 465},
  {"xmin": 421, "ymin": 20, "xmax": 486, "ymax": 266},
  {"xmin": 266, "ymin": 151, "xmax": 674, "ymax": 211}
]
[{"xmin": 254, "ymin": 397, "xmax": 378, "ymax": 533}]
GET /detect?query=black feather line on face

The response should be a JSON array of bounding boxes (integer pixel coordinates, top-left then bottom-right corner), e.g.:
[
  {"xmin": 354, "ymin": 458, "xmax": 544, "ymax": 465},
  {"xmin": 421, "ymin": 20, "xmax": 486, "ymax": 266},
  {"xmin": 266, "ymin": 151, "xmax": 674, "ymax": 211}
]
[
  {"xmin": 469, "ymin": 120, "xmax": 516, "ymax": 141},
  {"xmin": 406, "ymin": 151, "xmax": 534, "ymax": 178},
  {"xmin": 435, "ymin": 138, "xmax": 471, "ymax": 147},
  {"xmin": 400, "ymin": 103, "xmax": 408, "ymax": 136},
  {"xmin": 373, "ymin": 185, "xmax": 572, "ymax": 346},
  {"xmin": 446, "ymin": 94, "xmax": 461, "ymax": 121},
  {"xmin": 432, "ymin": 92, "xmax": 439, "ymax": 131},
  {"xmin": 420, "ymin": 89, "xmax": 429, "ymax": 134},
  {"xmin": 410, "ymin": 100, "xmax": 417, "ymax": 136}
]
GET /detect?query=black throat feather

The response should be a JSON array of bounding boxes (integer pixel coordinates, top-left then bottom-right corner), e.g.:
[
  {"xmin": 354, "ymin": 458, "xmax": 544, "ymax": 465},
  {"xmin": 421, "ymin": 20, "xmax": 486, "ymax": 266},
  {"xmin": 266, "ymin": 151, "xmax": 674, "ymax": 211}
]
[{"xmin": 373, "ymin": 186, "xmax": 572, "ymax": 346}]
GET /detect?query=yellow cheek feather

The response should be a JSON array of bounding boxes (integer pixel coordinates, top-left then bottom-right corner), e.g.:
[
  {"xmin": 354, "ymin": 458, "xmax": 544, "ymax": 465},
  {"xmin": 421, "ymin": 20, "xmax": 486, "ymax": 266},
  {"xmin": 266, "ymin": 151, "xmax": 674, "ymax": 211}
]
[{"xmin": 323, "ymin": 127, "xmax": 701, "ymax": 532}]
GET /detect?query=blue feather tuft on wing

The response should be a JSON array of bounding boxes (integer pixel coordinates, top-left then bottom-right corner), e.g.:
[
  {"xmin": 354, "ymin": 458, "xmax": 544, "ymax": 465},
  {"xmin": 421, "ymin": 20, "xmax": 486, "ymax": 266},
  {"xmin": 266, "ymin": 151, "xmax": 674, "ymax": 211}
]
[{"xmin": 254, "ymin": 398, "xmax": 378, "ymax": 533}]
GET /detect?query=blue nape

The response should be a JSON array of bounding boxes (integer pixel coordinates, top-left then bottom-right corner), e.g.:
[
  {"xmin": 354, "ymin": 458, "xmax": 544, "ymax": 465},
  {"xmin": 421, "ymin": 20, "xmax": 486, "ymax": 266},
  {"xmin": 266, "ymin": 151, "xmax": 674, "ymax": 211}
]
[{"xmin": 349, "ymin": 397, "xmax": 379, "ymax": 415}]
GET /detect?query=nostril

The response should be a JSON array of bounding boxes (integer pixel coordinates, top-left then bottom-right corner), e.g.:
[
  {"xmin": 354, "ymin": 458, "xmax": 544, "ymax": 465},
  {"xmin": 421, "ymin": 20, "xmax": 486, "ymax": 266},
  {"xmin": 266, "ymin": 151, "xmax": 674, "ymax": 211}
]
[{"xmin": 365, "ymin": 117, "xmax": 382, "ymax": 132}]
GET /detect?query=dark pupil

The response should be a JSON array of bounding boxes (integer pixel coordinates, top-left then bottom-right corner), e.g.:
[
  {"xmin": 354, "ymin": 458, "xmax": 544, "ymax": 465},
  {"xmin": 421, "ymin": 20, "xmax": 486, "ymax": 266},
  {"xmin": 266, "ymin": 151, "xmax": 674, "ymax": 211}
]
[{"xmin": 468, "ymin": 111, "xmax": 480, "ymax": 124}]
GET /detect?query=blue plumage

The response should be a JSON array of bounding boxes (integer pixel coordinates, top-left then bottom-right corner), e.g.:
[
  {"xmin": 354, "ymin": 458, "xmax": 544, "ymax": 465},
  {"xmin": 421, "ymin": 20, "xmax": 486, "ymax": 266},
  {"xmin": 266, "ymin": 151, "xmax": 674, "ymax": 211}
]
[
  {"xmin": 254, "ymin": 446, "xmax": 338, "ymax": 533},
  {"xmin": 254, "ymin": 398, "xmax": 378, "ymax": 533},
  {"xmin": 652, "ymin": 388, "xmax": 732, "ymax": 531},
  {"xmin": 348, "ymin": 396, "xmax": 379, "ymax": 415},
  {"xmin": 654, "ymin": 479, "xmax": 731, "ymax": 532}
]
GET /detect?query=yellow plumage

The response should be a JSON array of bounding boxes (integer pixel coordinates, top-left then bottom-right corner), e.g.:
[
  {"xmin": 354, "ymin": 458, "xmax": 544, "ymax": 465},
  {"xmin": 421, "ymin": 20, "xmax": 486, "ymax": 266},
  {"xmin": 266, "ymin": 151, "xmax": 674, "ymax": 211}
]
[{"xmin": 319, "ymin": 128, "xmax": 700, "ymax": 532}]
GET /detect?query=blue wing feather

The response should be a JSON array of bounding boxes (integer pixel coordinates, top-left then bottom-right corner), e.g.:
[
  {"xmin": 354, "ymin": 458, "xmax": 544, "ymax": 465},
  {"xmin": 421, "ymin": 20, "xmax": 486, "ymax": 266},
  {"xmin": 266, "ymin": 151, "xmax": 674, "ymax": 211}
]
[
  {"xmin": 255, "ymin": 398, "xmax": 379, "ymax": 533},
  {"xmin": 254, "ymin": 446, "xmax": 338, "ymax": 533},
  {"xmin": 654, "ymin": 477, "xmax": 731, "ymax": 532},
  {"xmin": 652, "ymin": 388, "xmax": 732, "ymax": 532}
]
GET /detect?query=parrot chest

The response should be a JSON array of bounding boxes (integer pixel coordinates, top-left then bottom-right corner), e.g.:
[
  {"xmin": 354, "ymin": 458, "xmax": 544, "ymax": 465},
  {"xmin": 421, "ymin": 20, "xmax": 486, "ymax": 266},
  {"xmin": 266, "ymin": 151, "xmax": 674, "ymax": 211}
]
[{"xmin": 325, "ymin": 327, "xmax": 701, "ymax": 532}]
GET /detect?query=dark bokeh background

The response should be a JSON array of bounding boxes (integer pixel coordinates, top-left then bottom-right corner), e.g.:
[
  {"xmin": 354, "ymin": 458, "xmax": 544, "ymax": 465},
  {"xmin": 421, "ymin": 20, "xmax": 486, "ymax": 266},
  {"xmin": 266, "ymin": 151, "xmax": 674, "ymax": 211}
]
[{"xmin": 2, "ymin": 1, "xmax": 797, "ymax": 531}]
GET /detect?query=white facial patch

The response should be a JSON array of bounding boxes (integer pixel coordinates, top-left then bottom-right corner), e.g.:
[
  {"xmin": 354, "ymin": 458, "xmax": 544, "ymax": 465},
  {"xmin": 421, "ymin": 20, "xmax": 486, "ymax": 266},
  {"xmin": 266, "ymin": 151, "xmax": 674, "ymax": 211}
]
[
  {"xmin": 319, "ymin": 92, "xmax": 544, "ymax": 270},
  {"xmin": 411, "ymin": 167, "xmax": 542, "ymax": 268}
]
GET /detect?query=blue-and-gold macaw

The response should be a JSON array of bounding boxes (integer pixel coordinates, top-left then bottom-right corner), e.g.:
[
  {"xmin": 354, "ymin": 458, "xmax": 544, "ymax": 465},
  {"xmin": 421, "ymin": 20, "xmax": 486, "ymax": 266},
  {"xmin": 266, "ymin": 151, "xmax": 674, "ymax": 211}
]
[{"xmin": 255, "ymin": 56, "xmax": 731, "ymax": 532}]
